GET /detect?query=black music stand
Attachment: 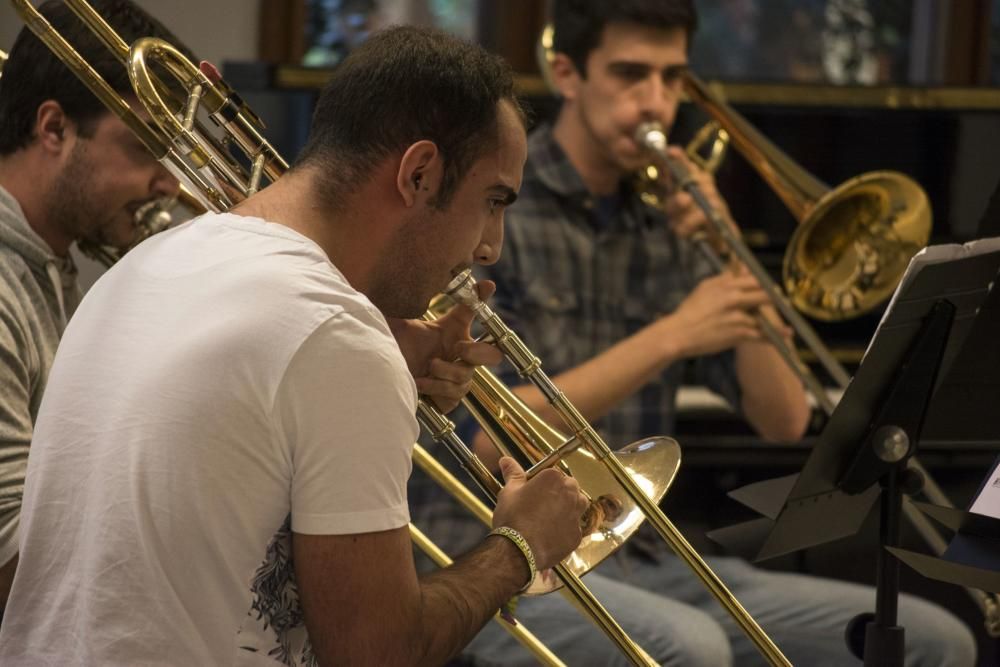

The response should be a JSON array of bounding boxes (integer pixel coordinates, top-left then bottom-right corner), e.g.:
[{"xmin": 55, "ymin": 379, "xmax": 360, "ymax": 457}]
[
  {"xmin": 709, "ymin": 241, "xmax": 1000, "ymax": 667},
  {"xmin": 976, "ymin": 175, "xmax": 1000, "ymax": 239},
  {"xmin": 887, "ymin": 483, "xmax": 1000, "ymax": 596}
]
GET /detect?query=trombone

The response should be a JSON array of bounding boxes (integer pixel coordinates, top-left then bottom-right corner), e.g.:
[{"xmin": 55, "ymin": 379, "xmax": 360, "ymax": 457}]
[
  {"xmin": 634, "ymin": 109, "xmax": 928, "ymax": 416},
  {"xmin": 637, "ymin": 75, "xmax": 1000, "ymax": 636}
]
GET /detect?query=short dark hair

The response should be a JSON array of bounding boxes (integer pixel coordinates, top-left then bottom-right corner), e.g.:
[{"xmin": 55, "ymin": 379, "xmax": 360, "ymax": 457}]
[
  {"xmin": 0, "ymin": 0, "xmax": 191, "ymax": 155},
  {"xmin": 296, "ymin": 25, "xmax": 525, "ymax": 210},
  {"xmin": 552, "ymin": 0, "xmax": 698, "ymax": 75}
]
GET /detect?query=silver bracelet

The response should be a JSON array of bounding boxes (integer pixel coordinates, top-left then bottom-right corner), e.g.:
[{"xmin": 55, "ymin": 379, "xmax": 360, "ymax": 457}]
[{"xmin": 489, "ymin": 526, "xmax": 537, "ymax": 593}]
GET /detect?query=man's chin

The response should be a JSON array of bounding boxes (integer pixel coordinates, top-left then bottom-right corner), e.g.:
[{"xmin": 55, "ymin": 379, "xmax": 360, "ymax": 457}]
[
  {"xmin": 615, "ymin": 149, "xmax": 649, "ymax": 173},
  {"xmin": 83, "ymin": 225, "xmax": 136, "ymax": 252},
  {"xmin": 374, "ymin": 295, "xmax": 432, "ymax": 321}
]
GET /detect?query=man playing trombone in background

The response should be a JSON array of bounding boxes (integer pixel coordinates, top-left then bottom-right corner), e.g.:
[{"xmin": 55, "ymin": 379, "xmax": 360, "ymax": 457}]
[
  {"xmin": 0, "ymin": 0, "xmax": 186, "ymax": 616},
  {"xmin": 0, "ymin": 13, "xmax": 590, "ymax": 667},
  {"xmin": 410, "ymin": 1, "xmax": 977, "ymax": 665}
]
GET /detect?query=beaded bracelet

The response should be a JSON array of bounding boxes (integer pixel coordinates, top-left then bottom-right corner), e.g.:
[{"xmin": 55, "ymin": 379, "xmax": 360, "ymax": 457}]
[{"xmin": 489, "ymin": 526, "xmax": 537, "ymax": 593}]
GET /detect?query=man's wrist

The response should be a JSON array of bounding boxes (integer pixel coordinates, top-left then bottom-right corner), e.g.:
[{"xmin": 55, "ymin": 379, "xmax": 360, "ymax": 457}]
[
  {"xmin": 488, "ymin": 526, "xmax": 537, "ymax": 593},
  {"xmin": 650, "ymin": 314, "xmax": 688, "ymax": 364}
]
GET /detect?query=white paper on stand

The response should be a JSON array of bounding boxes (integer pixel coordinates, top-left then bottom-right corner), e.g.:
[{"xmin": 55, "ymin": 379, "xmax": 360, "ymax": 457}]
[{"xmin": 863, "ymin": 237, "xmax": 1000, "ymax": 360}]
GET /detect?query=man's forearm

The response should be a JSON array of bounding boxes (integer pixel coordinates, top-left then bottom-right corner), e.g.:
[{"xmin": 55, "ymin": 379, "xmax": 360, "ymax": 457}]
[
  {"xmin": 471, "ymin": 319, "xmax": 686, "ymax": 466},
  {"xmin": 415, "ymin": 533, "xmax": 532, "ymax": 665},
  {"xmin": 507, "ymin": 321, "xmax": 679, "ymax": 428},
  {"xmin": 735, "ymin": 337, "xmax": 810, "ymax": 442}
]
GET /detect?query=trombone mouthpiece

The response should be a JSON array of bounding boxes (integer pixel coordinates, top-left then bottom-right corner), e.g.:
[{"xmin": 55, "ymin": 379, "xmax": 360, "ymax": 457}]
[
  {"xmin": 443, "ymin": 269, "xmax": 481, "ymax": 308},
  {"xmin": 636, "ymin": 122, "xmax": 668, "ymax": 151},
  {"xmin": 133, "ymin": 198, "xmax": 174, "ymax": 239}
]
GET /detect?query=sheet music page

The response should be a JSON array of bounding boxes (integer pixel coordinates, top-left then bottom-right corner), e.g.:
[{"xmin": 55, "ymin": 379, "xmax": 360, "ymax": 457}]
[
  {"xmin": 864, "ymin": 237, "xmax": 1000, "ymax": 358},
  {"xmin": 969, "ymin": 459, "xmax": 1000, "ymax": 520}
]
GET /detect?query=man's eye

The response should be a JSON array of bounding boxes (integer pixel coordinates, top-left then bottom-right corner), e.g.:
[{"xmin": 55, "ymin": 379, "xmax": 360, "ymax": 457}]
[
  {"xmin": 662, "ymin": 67, "xmax": 686, "ymax": 84},
  {"xmin": 127, "ymin": 141, "xmax": 153, "ymax": 162},
  {"xmin": 613, "ymin": 66, "xmax": 647, "ymax": 82}
]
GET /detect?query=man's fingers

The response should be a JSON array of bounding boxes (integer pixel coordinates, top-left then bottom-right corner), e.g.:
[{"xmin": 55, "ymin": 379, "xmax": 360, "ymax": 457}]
[
  {"xmin": 712, "ymin": 316, "xmax": 763, "ymax": 346},
  {"xmin": 475, "ymin": 279, "xmax": 496, "ymax": 302},
  {"xmin": 425, "ymin": 357, "xmax": 475, "ymax": 383},
  {"xmin": 499, "ymin": 456, "xmax": 526, "ymax": 486},
  {"xmin": 436, "ymin": 279, "xmax": 495, "ymax": 334},
  {"xmin": 414, "ymin": 376, "xmax": 471, "ymax": 397},
  {"xmin": 434, "ymin": 301, "xmax": 477, "ymax": 334},
  {"xmin": 667, "ymin": 209, "xmax": 707, "ymax": 239},
  {"xmin": 452, "ymin": 340, "xmax": 503, "ymax": 367},
  {"xmin": 415, "ymin": 376, "xmax": 470, "ymax": 413},
  {"xmin": 724, "ymin": 288, "xmax": 771, "ymax": 311},
  {"xmin": 736, "ymin": 325, "xmax": 764, "ymax": 342}
]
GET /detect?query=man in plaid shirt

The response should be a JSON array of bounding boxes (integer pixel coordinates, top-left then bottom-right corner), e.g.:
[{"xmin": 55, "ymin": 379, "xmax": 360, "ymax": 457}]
[{"xmin": 410, "ymin": 1, "xmax": 977, "ymax": 665}]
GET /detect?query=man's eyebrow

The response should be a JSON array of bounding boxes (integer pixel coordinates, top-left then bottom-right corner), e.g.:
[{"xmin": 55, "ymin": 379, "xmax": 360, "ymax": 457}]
[
  {"xmin": 606, "ymin": 60, "xmax": 690, "ymax": 76},
  {"xmin": 607, "ymin": 59, "xmax": 652, "ymax": 70},
  {"xmin": 489, "ymin": 184, "xmax": 518, "ymax": 206}
]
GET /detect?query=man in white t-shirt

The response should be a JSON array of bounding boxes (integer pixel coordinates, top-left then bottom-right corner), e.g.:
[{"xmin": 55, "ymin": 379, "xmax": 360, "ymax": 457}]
[{"xmin": 0, "ymin": 26, "xmax": 588, "ymax": 666}]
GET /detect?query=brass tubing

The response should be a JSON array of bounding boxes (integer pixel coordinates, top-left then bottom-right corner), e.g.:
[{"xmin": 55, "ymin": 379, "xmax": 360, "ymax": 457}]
[{"xmin": 592, "ymin": 432, "xmax": 790, "ymax": 666}]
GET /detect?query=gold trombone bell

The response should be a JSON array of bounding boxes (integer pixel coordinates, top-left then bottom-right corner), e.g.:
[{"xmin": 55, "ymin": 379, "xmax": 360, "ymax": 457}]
[
  {"xmin": 681, "ymin": 74, "xmax": 931, "ymax": 321},
  {"xmin": 444, "ymin": 343, "xmax": 681, "ymax": 593}
]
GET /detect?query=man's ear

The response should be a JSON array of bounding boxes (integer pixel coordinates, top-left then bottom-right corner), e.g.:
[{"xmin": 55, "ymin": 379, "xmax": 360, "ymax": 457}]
[
  {"xmin": 550, "ymin": 53, "xmax": 582, "ymax": 101},
  {"xmin": 397, "ymin": 140, "xmax": 443, "ymax": 207},
  {"xmin": 34, "ymin": 100, "xmax": 72, "ymax": 155}
]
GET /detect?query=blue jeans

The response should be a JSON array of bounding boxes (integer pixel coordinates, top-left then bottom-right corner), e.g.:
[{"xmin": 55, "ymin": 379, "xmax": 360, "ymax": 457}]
[{"xmin": 460, "ymin": 554, "xmax": 977, "ymax": 667}]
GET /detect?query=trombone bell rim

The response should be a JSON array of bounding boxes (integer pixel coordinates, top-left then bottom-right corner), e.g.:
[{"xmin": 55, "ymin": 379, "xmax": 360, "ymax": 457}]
[{"xmin": 784, "ymin": 170, "xmax": 931, "ymax": 321}]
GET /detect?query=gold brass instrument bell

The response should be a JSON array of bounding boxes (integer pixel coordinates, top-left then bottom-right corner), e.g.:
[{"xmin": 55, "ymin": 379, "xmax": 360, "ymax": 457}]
[{"xmin": 679, "ymin": 73, "xmax": 931, "ymax": 323}]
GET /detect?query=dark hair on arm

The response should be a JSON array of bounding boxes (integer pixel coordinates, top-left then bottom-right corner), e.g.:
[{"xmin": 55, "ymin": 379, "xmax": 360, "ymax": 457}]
[
  {"xmin": 295, "ymin": 25, "xmax": 525, "ymax": 210},
  {"xmin": 552, "ymin": 0, "xmax": 697, "ymax": 76},
  {"xmin": 0, "ymin": 0, "xmax": 194, "ymax": 156}
]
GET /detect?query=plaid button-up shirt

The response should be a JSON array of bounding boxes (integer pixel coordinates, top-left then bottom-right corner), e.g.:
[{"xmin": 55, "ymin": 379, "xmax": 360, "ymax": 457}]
[{"xmin": 409, "ymin": 124, "xmax": 741, "ymax": 556}]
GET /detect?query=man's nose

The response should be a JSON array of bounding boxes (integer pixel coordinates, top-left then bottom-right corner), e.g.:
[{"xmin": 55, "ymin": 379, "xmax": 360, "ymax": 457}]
[
  {"xmin": 150, "ymin": 164, "xmax": 181, "ymax": 199},
  {"xmin": 638, "ymin": 75, "xmax": 680, "ymax": 125},
  {"xmin": 474, "ymin": 217, "xmax": 504, "ymax": 266}
]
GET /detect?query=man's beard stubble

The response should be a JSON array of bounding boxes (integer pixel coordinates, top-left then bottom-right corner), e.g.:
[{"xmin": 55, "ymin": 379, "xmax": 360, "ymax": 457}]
[
  {"xmin": 46, "ymin": 140, "xmax": 153, "ymax": 251},
  {"xmin": 45, "ymin": 141, "xmax": 107, "ymax": 248},
  {"xmin": 365, "ymin": 205, "xmax": 444, "ymax": 320}
]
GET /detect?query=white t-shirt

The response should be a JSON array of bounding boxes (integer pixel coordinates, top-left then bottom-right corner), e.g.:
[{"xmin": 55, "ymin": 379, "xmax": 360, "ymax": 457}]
[{"xmin": 0, "ymin": 213, "xmax": 418, "ymax": 666}]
